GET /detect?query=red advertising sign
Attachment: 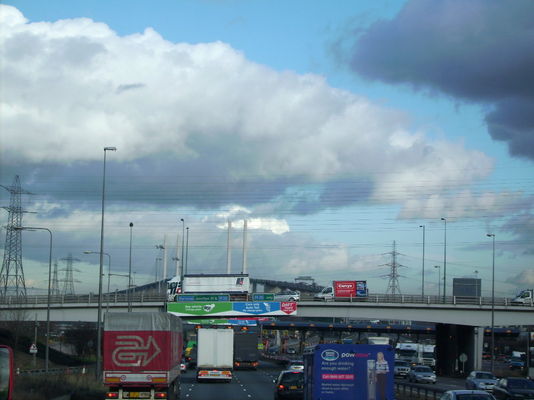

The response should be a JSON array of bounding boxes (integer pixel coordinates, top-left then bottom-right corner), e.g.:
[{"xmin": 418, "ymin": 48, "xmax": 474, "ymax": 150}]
[
  {"xmin": 334, "ymin": 281, "xmax": 357, "ymax": 297},
  {"xmin": 280, "ymin": 302, "xmax": 298, "ymax": 314}
]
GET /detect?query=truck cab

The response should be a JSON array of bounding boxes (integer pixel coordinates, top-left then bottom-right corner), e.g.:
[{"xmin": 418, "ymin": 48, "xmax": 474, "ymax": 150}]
[
  {"xmin": 511, "ymin": 289, "xmax": 533, "ymax": 305},
  {"xmin": 167, "ymin": 276, "xmax": 182, "ymax": 301},
  {"xmin": 314, "ymin": 286, "xmax": 334, "ymax": 301}
]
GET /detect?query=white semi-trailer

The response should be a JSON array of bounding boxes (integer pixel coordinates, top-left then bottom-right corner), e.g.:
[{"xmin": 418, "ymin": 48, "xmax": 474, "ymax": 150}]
[
  {"xmin": 196, "ymin": 328, "xmax": 234, "ymax": 383},
  {"xmin": 167, "ymin": 273, "xmax": 250, "ymax": 301}
]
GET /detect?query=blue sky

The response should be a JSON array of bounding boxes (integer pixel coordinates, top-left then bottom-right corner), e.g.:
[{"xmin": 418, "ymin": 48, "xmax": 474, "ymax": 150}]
[{"xmin": 0, "ymin": 0, "xmax": 532, "ymax": 298}]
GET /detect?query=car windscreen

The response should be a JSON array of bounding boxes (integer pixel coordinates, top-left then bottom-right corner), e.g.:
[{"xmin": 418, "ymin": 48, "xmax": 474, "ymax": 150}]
[
  {"xmin": 415, "ymin": 367, "xmax": 432, "ymax": 372},
  {"xmin": 457, "ymin": 395, "xmax": 493, "ymax": 400},
  {"xmin": 475, "ymin": 373, "xmax": 495, "ymax": 379},
  {"xmin": 397, "ymin": 349, "xmax": 416, "ymax": 356},
  {"xmin": 281, "ymin": 372, "xmax": 304, "ymax": 385}
]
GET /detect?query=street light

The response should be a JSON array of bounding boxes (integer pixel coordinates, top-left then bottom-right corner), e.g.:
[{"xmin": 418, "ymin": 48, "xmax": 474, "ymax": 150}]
[
  {"xmin": 180, "ymin": 218, "xmax": 185, "ymax": 281},
  {"xmin": 434, "ymin": 265, "xmax": 441, "ymax": 299},
  {"xmin": 97, "ymin": 146, "xmax": 116, "ymax": 379},
  {"xmin": 487, "ymin": 233, "xmax": 496, "ymax": 373},
  {"xmin": 419, "ymin": 225, "xmax": 425, "ymax": 298},
  {"xmin": 441, "ymin": 217, "xmax": 447, "ymax": 302},
  {"xmin": 128, "ymin": 222, "xmax": 133, "ymax": 312},
  {"xmin": 83, "ymin": 251, "xmax": 111, "ymax": 311},
  {"xmin": 185, "ymin": 227, "xmax": 190, "ymax": 274},
  {"xmin": 14, "ymin": 226, "xmax": 52, "ymax": 372}
]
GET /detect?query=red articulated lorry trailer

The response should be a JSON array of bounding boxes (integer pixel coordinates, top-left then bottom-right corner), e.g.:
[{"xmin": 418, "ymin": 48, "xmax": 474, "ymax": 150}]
[{"xmin": 103, "ymin": 312, "xmax": 183, "ymax": 400}]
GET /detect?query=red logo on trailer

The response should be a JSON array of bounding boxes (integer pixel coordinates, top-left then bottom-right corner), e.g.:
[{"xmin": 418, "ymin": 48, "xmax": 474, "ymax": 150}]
[{"xmin": 334, "ymin": 281, "xmax": 357, "ymax": 297}]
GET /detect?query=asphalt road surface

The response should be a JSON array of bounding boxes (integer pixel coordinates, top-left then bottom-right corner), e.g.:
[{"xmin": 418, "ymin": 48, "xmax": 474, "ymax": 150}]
[{"xmin": 181, "ymin": 360, "xmax": 283, "ymax": 400}]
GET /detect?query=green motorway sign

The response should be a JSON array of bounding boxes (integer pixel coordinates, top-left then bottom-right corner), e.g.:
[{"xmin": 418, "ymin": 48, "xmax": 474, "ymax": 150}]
[{"xmin": 167, "ymin": 302, "xmax": 233, "ymax": 316}]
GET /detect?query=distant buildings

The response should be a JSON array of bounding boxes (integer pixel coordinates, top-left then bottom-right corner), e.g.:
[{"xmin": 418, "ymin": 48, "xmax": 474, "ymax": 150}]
[{"xmin": 295, "ymin": 276, "xmax": 315, "ymax": 286}]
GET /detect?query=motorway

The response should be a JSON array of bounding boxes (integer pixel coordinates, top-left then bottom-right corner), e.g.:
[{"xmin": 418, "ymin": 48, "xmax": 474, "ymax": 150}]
[
  {"xmin": 180, "ymin": 361, "xmax": 281, "ymax": 400},
  {"xmin": 178, "ymin": 359, "xmax": 475, "ymax": 400}
]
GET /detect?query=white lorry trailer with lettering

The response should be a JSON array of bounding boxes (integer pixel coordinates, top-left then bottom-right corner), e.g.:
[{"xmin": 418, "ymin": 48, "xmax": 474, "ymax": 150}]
[
  {"xmin": 167, "ymin": 273, "xmax": 250, "ymax": 301},
  {"xmin": 103, "ymin": 312, "xmax": 183, "ymax": 400}
]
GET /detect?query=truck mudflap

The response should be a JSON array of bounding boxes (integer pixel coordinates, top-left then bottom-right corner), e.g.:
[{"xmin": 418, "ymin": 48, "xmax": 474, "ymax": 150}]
[
  {"xmin": 104, "ymin": 371, "xmax": 173, "ymax": 385},
  {"xmin": 196, "ymin": 369, "xmax": 232, "ymax": 382},
  {"xmin": 105, "ymin": 383, "xmax": 180, "ymax": 400}
]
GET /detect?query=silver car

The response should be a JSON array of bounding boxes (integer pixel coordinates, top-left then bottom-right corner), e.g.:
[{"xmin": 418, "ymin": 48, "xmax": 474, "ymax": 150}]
[
  {"xmin": 274, "ymin": 290, "xmax": 300, "ymax": 302},
  {"xmin": 394, "ymin": 360, "xmax": 411, "ymax": 378},
  {"xmin": 440, "ymin": 390, "xmax": 496, "ymax": 400},
  {"xmin": 465, "ymin": 371, "xmax": 498, "ymax": 391},
  {"xmin": 407, "ymin": 365, "xmax": 436, "ymax": 384}
]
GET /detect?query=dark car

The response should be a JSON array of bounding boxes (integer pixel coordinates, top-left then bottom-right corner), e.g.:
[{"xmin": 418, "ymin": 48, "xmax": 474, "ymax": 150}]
[
  {"xmin": 439, "ymin": 390, "xmax": 496, "ymax": 400},
  {"xmin": 492, "ymin": 377, "xmax": 534, "ymax": 399},
  {"xmin": 274, "ymin": 370, "xmax": 304, "ymax": 400},
  {"xmin": 507, "ymin": 357, "xmax": 525, "ymax": 370}
]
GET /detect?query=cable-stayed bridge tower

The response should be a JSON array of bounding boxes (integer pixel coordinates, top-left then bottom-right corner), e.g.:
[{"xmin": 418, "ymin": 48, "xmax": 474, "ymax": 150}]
[{"xmin": 0, "ymin": 176, "xmax": 32, "ymax": 300}]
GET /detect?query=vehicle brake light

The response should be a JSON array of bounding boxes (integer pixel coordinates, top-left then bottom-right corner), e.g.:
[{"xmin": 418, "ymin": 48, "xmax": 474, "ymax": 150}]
[
  {"xmin": 198, "ymin": 370, "xmax": 208, "ymax": 376},
  {"xmin": 222, "ymin": 371, "xmax": 232, "ymax": 376},
  {"xmin": 105, "ymin": 393, "xmax": 119, "ymax": 399},
  {"xmin": 155, "ymin": 393, "xmax": 167, "ymax": 399},
  {"xmin": 278, "ymin": 385, "xmax": 285, "ymax": 390}
]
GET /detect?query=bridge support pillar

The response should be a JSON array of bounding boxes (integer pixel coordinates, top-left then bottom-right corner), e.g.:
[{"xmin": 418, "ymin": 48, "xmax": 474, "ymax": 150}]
[
  {"xmin": 473, "ymin": 326, "xmax": 484, "ymax": 371},
  {"xmin": 436, "ymin": 324, "xmax": 481, "ymax": 377}
]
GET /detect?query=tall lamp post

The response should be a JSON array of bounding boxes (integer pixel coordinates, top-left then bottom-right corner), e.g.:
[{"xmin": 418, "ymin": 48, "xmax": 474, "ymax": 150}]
[
  {"xmin": 441, "ymin": 217, "xmax": 447, "ymax": 302},
  {"xmin": 83, "ymin": 251, "xmax": 111, "ymax": 311},
  {"xmin": 419, "ymin": 224, "xmax": 425, "ymax": 298},
  {"xmin": 434, "ymin": 265, "xmax": 441, "ymax": 299},
  {"xmin": 185, "ymin": 227, "xmax": 190, "ymax": 274},
  {"xmin": 180, "ymin": 218, "xmax": 185, "ymax": 281},
  {"xmin": 14, "ymin": 226, "xmax": 52, "ymax": 372},
  {"xmin": 128, "ymin": 222, "xmax": 133, "ymax": 312},
  {"xmin": 487, "ymin": 233, "xmax": 496, "ymax": 373},
  {"xmin": 97, "ymin": 146, "xmax": 116, "ymax": 379}
]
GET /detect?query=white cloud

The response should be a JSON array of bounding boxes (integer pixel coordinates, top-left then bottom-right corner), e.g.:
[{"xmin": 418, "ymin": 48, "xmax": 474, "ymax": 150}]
[
  {"xmin": 1, "ymin": 4, "xmax": 492, "ymax": 202},
  {"xmin": 506, "ymin": 269, "xmax": 534, "ymax": 287},
  {"xmin": 398, "ymin": 190, "xmax": 525, "ymax": 220}
]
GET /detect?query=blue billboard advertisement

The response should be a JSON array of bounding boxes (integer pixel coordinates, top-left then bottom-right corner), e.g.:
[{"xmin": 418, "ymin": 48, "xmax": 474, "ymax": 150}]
[{"xmin": 304, "ymin": 344, "xmax": 394, "ymax": 400}]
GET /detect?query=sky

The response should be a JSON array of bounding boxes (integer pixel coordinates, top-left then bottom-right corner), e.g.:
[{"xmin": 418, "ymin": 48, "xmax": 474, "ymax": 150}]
[{"xmin": 0, "ymin": 0, "xmax": 533, "ymax": 299}]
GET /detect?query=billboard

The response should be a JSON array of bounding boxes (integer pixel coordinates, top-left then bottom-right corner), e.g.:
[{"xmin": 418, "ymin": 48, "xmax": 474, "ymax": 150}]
[
  {"xmin": 167, "ymin": 301, "xmax": 297, "ymax": 317},
  {"xmin": 304, "ymin": 344, "xmax": 394, "ymax": 400}
]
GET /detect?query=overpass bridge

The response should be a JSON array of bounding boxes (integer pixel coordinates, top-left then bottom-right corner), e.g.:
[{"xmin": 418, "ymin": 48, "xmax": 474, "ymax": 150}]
[
  {"xmin": 1, "ymin": 292, "xmax": 533, "ymax": 376},
  {"xmin": 1, "ymin": 292, "xmax": 532, "ymax": 326}
]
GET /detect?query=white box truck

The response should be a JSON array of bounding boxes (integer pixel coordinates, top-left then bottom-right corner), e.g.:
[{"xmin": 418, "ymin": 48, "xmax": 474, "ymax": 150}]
[
  {"xmin": 196, "ymin": 328, "xmax": 234, "ymax": 382},
  {"xmin": 512, "ymin": 289, "xmax": 533, "ymax": 305}
]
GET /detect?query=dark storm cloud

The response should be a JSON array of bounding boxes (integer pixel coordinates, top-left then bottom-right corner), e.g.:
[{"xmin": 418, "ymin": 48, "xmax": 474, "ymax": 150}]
[
  {"xmin": 501, "ymin": 212, "xmax": 534, "ymax": 255},
  {"xmin": 0, "ymin": 157, "xmax": 293, "ymax": 210},
  {"xmin": 345, "ymin": 0, "xmax": 534, "ymax": 160},
  {"xmin": 116, "ymin": 83, "xmax": 146, "ymax": 94},
  {"xmin": 486, "ymin": 99, "xmax": 534, "ymax": 159}
]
